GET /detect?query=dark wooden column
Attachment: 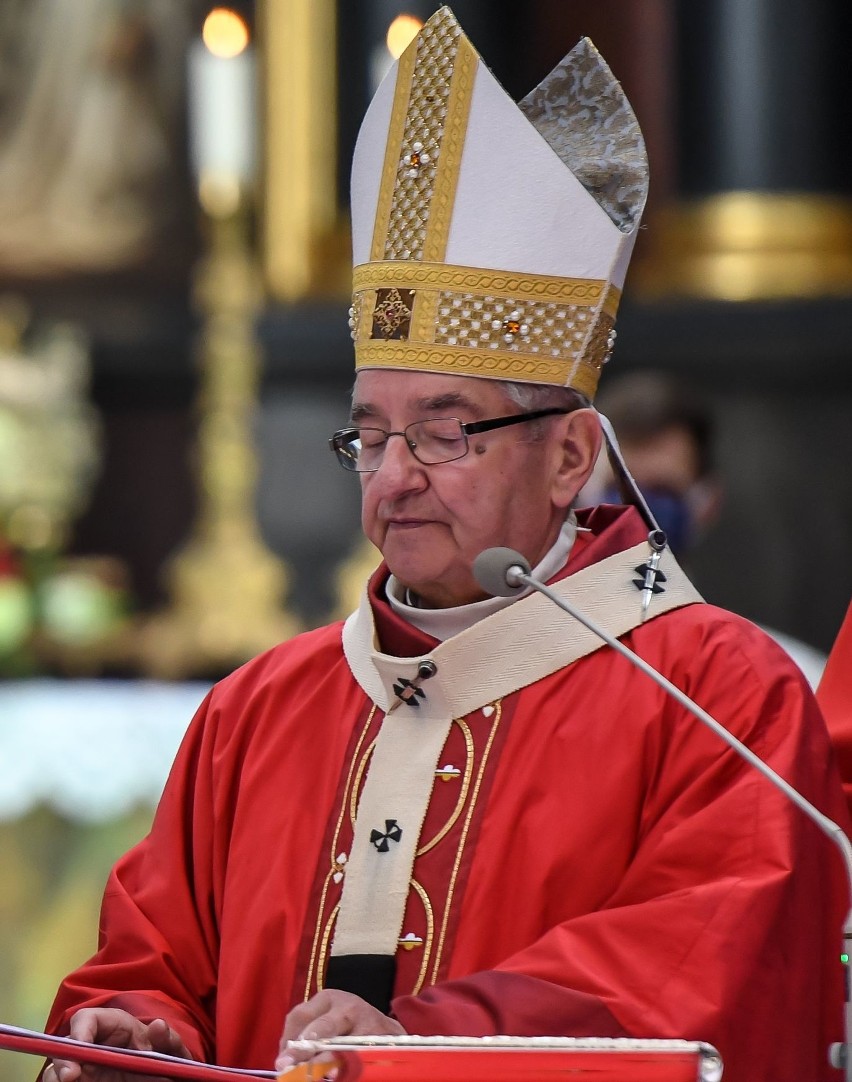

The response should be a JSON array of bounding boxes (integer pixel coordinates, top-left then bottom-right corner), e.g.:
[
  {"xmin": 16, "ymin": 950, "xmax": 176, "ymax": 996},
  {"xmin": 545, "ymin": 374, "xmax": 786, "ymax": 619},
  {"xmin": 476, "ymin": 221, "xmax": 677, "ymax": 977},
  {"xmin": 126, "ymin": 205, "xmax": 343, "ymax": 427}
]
[
  {"xmin": 677, "ymin": 0, "xmax": 852, "ymax": 196},
  {"xmin": 637, "ymin": 0, "xmax": 852, "ymax": 300}
]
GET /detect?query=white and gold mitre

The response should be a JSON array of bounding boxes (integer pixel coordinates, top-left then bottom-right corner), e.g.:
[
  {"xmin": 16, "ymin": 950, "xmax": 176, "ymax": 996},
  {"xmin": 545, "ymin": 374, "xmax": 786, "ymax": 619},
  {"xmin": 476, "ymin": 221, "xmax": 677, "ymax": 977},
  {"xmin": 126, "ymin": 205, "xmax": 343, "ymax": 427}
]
[{"xmin": 349, "ymin": 6, "xmax": 648, "ymax": 399}]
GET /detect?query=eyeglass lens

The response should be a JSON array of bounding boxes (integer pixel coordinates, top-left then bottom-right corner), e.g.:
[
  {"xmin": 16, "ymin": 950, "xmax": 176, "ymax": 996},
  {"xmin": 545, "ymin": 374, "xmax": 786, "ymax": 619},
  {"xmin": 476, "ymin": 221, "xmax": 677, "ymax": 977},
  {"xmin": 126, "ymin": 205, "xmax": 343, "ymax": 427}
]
[{"xmin": 335, "ymin": 418, "xmax": 469, "ymax": 471}]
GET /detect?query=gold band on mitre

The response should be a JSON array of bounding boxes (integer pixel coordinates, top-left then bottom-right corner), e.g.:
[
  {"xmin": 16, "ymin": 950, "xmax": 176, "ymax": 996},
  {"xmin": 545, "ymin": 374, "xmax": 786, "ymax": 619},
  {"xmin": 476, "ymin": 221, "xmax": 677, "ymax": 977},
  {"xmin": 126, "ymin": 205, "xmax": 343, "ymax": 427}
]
[
  {"xmin": 351, "ymin": 261, "xmax": 621, "ymax": 397},
  {"xmin": 349, "ymin": 7, "xmax": 646, "ymax": 398}
]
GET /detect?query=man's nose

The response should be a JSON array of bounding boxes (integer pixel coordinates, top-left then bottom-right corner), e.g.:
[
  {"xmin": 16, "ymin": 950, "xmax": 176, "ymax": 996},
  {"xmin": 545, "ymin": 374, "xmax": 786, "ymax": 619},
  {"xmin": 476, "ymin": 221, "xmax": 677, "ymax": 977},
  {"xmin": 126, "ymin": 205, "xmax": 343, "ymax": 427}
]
[{"xmin": 372, "ymin": 433, "xmax": 427, "ymax": 489}]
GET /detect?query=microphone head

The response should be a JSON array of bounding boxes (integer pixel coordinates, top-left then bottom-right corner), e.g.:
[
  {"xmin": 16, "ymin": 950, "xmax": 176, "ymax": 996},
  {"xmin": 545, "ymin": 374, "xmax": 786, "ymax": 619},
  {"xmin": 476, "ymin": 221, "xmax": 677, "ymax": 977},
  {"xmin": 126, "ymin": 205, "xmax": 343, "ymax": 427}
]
[{"xmin": 473, "ymin": 547, "xmax": 532, "ymax": 597}]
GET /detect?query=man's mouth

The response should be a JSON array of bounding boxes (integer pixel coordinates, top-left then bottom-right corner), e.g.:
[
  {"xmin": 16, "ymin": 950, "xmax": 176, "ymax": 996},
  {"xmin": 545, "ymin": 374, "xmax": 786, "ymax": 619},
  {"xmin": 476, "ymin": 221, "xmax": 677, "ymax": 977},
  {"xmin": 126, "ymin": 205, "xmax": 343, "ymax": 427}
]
[{"xmin": 386, "ymin": 517, "xmax": 431, "ymax": 529}]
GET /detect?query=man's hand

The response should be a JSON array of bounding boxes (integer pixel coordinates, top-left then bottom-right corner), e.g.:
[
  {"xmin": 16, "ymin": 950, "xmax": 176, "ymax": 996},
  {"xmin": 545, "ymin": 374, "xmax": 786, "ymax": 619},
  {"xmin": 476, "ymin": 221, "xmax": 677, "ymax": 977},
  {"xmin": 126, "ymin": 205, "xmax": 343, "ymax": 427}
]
[
  {"xmin": 275, "ymin": 990, "xmax": 405, "ymax": 1072},
  {"xmin": 42, "ymin": 1008, "xmax": 191, "ymax": 1082}
]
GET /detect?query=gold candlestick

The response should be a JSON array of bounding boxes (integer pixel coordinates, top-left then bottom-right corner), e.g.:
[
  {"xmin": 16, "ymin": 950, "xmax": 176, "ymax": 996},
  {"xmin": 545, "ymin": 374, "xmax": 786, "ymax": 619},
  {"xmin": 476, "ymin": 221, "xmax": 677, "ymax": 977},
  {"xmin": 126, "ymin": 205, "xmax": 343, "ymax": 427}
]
[{"xmin": 138, "ymin": 203, "xmax": 299, "ymax": 678}]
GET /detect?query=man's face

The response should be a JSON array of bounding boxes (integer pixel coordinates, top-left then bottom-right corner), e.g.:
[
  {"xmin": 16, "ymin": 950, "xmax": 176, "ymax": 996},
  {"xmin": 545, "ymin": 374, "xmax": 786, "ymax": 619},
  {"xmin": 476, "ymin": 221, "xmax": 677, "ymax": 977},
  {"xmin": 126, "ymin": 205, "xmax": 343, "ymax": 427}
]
[{"xmin": 354, "ymin": 369, "xmax": 595, "ymax": 608}]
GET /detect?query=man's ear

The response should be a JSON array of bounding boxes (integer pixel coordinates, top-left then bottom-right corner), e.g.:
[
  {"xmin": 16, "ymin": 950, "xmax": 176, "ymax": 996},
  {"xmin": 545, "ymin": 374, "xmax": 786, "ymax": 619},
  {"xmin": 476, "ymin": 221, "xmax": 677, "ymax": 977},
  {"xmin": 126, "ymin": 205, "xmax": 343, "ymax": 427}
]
[{"xmin": 551, "ymin": 408, "xmax": 603, "ymax": 509}]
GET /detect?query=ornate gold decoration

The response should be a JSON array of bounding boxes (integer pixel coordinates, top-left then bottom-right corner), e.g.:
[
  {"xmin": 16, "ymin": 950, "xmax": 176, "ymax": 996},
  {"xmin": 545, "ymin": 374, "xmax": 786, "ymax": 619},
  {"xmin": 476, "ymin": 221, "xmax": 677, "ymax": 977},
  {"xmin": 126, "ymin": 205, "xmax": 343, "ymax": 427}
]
[
  {"xmin": 380, "ymin": 9, "xmax": 461, "ymax": 262},
  {"xmin": 422, "ymin": 32, "xmax": 476, "ymax": 263},
  {"xmin": 409, "ymin": 285, "xmax": 440, "ymax": 347},
  {"xmin": 138, "ymin": 209, "xmax": 298, "ymax": 679},
  {"xmin": 304, "ymin": 705, "xmax": 378, "ymax": 1000},
  {"xmin": 637, "ymin": 191, "xmax": 852, "ymax": 301},
  {"xmin": 352, "ymin": 262, "xmax": 618, "ymax": 396},
  {"xmin": 429, "ymin": 705, "xmax": 502, "ymax": 985},
  {"xmin": 372, "ymin": 288, "xmax": 415, "ymax": 340},
  {"xmin": 417, "ymin": 720, "xmax": 475, "ymax": 856},
  {"xmin": 302, "ymin": 699, "xmax": 505, "ymax": 998},
  {"xmin": 370, "ymin": 49, "xmax": 416, "ymax": 262},
  {"xmin": 407, "ymin": 878, "xmax": 435, "ymax": 993},
  {"xmin": 355, "ymin": 341, "xmax": 602, "ymax": 397},
  {"xmin": 353, "ymin": 261, "xmax": 613, "ymax": 306}
]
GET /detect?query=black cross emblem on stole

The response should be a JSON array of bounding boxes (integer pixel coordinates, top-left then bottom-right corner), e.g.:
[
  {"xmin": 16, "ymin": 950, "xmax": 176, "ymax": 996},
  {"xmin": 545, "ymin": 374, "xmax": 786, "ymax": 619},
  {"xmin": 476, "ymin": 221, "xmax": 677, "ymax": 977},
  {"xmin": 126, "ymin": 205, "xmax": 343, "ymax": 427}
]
[{"xmin": 370, "ymin": 819, "xmax": 402, "ymax": 852}]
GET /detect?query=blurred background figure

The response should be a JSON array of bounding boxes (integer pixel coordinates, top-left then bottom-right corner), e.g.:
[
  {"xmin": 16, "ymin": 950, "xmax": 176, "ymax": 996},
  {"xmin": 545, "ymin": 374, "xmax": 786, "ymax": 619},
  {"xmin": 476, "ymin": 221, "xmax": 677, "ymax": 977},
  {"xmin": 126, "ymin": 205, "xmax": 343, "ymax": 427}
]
[
  {"xmin": 0, "ymin": 0, "xmax": 190, "ymax": 275},
  {"xmin": 583, "ymin": 370, "xmax": 827, "ymax": 688}
]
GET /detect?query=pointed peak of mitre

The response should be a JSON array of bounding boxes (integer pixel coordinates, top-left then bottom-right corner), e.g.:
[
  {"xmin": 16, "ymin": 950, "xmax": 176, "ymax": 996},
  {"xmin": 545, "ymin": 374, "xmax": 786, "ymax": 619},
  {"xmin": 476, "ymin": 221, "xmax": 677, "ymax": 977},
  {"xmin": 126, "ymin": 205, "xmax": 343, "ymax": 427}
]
[
  {"xmin": 519, "ymin": 37, "xmax": 648, "ymax": 233},
  {"xmin": 396, "ymin": 5, "xmax": 466, "ymax": 63}
]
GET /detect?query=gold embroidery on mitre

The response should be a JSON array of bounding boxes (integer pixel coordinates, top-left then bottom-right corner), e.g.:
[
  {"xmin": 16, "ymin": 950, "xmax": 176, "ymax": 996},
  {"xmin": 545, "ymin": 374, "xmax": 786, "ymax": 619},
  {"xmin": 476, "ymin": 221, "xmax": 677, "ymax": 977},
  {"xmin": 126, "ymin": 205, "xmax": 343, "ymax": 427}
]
[
  {"xmin": 381, "ymin": 10, "xmax": 464, "ymax": 263},
  {"xmin": 354, "ymin": 261, "xmax": 610, "ymax": 305},
  {"xmin": 352, "ymin": 262, "xmax": 620, "ymax": 394},
  {"xmin": 371, "ymin": 288, "xmax": 415, "ymax": 340},
  {"xmin": 355, "ymin": 341, "xmax": 603, "ymax": 397},
  {"xmin": 370, "ymin": 38, "xmax": 418, "ymax": 262},
  {"xmin": 421, "ymin": 32, "xmax": 477, "ymax": 262},
  {"xmin": 584, "ymin": 310, "xmax": 617, "ymax": 370}
]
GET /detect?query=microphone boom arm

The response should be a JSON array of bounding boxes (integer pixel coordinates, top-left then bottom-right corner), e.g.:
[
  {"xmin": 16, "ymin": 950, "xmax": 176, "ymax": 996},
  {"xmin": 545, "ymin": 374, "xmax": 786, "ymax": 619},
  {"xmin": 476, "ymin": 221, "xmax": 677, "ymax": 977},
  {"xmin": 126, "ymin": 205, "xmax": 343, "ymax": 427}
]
[{"xmin": 506, "ymin": 561, "xmax": 852, "ymax": 1079}]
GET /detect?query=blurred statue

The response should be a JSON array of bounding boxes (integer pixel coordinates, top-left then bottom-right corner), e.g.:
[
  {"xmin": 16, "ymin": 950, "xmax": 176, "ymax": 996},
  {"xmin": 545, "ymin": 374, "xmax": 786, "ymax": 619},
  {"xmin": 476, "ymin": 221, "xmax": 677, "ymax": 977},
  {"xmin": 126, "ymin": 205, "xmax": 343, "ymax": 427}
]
[
  {"xmin": 0, "ymin": 296, "xmax": 119, "ymax": 670},
  {"xmin": 0, "ymin": 296, "xmax": 100, "ymax": 549},
  {"xmin": 0, "ymin": 0, "xmax": 190, "ymax": 275}
]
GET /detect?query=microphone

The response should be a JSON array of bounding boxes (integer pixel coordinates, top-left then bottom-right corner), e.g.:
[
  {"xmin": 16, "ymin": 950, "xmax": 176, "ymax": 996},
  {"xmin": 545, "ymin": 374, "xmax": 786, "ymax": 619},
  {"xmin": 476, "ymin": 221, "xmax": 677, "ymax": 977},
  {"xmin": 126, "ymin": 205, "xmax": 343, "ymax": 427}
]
[
  {"xmin": 474, "ymin": 546, "xmax": 852, "ymax": 1079},
  {"xmin": 472, "ymin": 548, "xmax": 531, "ymax": 597}
]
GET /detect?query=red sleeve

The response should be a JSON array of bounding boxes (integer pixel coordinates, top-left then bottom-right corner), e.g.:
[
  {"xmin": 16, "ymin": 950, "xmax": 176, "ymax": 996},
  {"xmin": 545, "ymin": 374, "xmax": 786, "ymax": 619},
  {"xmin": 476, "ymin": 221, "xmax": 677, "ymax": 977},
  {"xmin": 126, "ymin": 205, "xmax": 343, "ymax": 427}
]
[
  {"xmin": 819, "ymin": 600, "xmax": 852, "ymax": 818},
  {"xmin": 392, "ymin": 616, "xmax": 850, "ymax": 1082},
  {"xmin": 44, "ymin": 692, "xmax": 220, "ymax": 1063}
]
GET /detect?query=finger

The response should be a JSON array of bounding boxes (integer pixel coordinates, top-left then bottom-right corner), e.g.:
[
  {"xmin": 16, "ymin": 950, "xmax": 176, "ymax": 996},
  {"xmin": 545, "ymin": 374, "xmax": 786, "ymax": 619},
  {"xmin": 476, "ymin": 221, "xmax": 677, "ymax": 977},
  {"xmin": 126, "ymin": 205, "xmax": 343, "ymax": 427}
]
[
  {"xmin": 147, "ymin": 1018, "xmax": 190, "ymax": 1058},
  {"xmin": 298, "ymin": 1010, "xmax": 352, "ymax": 1042},
  {"xmin": 66, "ymin": 1010, "xmax": 101, "ymax": 1045},
  {"xmin": 281, "ymin": 995, "xmax": 330, "ymax": 1044},
  {"xmin": 279, "ymin": 1013, "xmax": 352, "ymax": 1071},
  {"xmin": 45, "ymin": 1062, "xmax": 80, "ymax": 1082},
  {"xmin": 67, "ymin": 1007, "xmax": 142, "ymax": 1051}
]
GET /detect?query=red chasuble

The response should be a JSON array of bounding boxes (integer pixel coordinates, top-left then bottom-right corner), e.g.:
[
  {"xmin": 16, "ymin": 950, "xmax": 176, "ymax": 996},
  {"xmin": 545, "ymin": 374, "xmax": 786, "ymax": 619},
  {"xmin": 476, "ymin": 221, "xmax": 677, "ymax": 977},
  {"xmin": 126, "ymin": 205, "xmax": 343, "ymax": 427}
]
[
  {"xmin": 45, "ymin": 508, "xmax": 849, "ymax": 1082},
  {"xmin": 819, "ymin": 600, "xmax": 852, "ymax": 818}
]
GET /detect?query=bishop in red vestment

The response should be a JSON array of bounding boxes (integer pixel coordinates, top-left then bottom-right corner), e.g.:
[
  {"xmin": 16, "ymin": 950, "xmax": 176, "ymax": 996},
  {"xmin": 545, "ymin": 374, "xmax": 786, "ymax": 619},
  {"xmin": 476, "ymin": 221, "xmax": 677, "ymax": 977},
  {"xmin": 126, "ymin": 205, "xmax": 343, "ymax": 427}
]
[
  {"xmin": 45, "ymin": 499, "xmax": 850, "ymax": 1082},
  {"xmin": 41, "ymin": 10, "xmax": 851, "ymax": 1082}
]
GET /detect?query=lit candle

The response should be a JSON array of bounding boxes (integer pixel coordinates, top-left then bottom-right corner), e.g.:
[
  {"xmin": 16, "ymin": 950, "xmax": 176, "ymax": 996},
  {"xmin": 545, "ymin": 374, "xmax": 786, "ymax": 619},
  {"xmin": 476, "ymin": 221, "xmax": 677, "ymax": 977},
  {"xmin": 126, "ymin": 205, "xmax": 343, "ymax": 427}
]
[
  {"xmin": 188, "ymin": 7, "xmax": 256, "ymax": 201},
  {"xmin": 370, "ymin": 13, "xmax": 423, "ymax": 95}
]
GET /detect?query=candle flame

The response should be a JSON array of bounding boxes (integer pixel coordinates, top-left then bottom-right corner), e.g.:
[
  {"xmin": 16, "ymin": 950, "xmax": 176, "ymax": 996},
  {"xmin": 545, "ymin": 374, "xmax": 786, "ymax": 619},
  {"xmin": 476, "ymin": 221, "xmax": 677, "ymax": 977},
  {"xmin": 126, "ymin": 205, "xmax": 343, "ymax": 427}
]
[
  {"xmin": 203, "ymin": 8, "xmax": 250, "ymax": 58},
  {"xmin": 386, "ymin": 14, "xmax": 423, "ymax": 60}
]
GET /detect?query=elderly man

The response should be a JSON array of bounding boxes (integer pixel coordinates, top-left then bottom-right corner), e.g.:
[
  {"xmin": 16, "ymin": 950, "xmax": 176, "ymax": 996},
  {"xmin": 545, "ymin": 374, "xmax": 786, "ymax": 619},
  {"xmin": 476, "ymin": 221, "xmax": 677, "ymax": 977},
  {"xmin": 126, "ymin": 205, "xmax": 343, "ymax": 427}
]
[{"xmin": 42, "ymin": 9, "xmax": 847, "ymax": 1082}]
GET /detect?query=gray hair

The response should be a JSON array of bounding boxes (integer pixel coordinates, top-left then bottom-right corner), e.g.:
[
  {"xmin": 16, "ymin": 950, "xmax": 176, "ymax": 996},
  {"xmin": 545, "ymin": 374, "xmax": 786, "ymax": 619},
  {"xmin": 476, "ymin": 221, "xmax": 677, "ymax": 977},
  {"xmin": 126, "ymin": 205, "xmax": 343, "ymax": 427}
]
[{"xmin": 497, "ymin": 380, "xmax": 591, "ymax": 439}]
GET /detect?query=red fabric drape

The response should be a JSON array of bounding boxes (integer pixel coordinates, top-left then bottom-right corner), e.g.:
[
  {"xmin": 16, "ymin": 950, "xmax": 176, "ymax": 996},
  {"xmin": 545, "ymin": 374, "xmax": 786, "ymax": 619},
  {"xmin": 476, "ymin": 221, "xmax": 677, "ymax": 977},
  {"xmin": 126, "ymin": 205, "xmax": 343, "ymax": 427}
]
[{"xmin": 818, "ymin": 601, "xmax": 852, "ymax": 818}]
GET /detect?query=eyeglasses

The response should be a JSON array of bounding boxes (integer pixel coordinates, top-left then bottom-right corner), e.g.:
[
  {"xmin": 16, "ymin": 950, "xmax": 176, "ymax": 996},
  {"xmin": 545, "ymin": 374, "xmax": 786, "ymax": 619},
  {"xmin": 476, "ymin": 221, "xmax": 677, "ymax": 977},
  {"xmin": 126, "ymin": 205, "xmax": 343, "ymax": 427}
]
[{"xmin": 329, "ymin": 408, "xmax": 570, "ymax": 473}]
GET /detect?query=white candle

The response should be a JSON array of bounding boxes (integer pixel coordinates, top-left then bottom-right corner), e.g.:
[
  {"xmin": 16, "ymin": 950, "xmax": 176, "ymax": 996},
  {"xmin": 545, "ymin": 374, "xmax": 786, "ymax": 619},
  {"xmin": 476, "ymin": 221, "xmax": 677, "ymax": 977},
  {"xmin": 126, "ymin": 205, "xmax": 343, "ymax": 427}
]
[{"xmin": 188, "ymin": 16, "xmax": 256, "ymax": 186}]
